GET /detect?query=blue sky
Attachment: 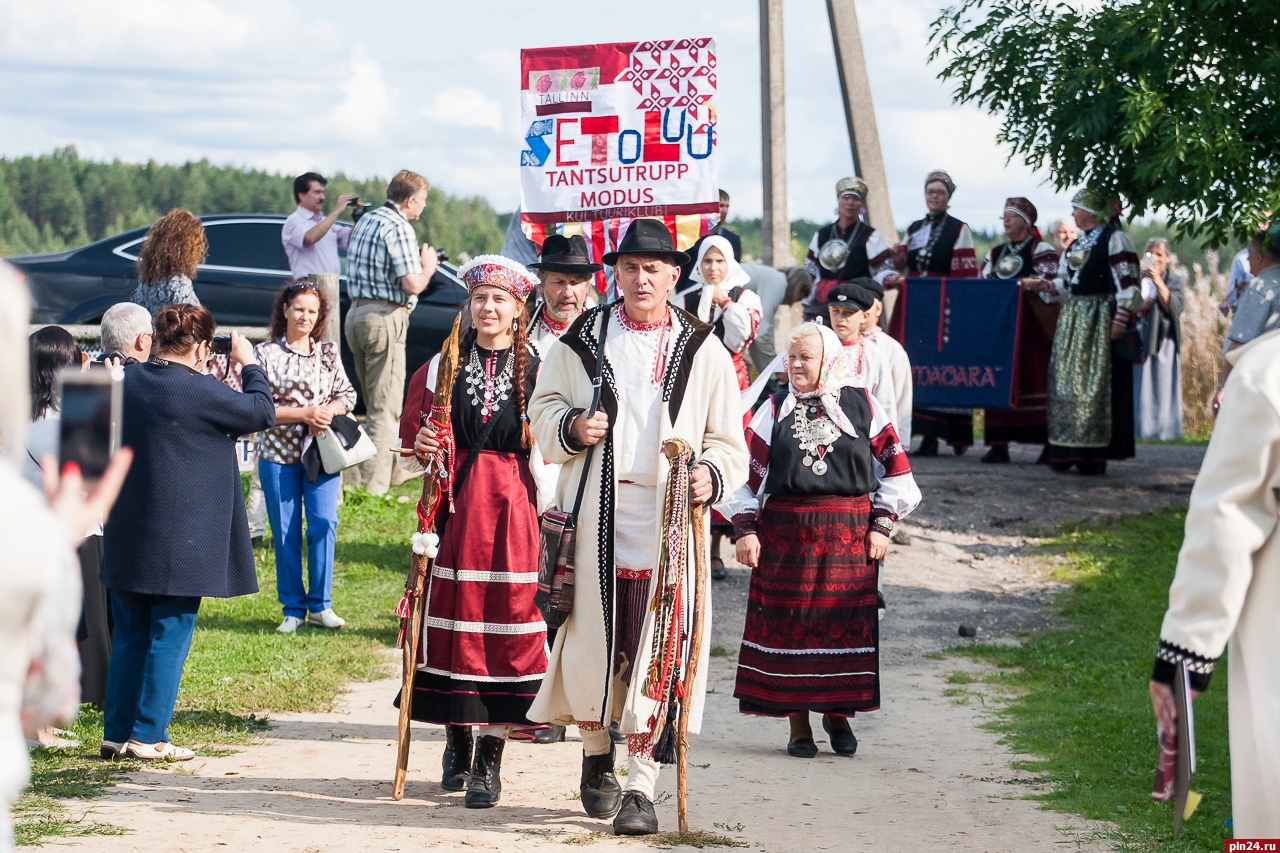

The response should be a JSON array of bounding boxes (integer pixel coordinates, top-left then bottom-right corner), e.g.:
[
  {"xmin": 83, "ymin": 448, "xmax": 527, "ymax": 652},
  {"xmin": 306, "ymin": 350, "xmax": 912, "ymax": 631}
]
[{"xmin": 0, "ymin": 0, "xmax": 1078, "ymax": 233}]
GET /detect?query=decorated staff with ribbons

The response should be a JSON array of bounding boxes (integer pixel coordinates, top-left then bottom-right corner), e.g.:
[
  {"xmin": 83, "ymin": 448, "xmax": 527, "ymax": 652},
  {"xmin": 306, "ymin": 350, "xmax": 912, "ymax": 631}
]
[
  {"xmin": 527, "ymin": 234, "xmax": 602, "ymax": 358},
  {"xmin": 527, "ymin": 219, "xmax": 748, "ymax": 836},
  {"xmin": 393, "ymin": 255, "xmax": 551, "ymax": 808},
  {"xmin": 802, "ymin": 177, "xmax": 896, "ymax": 320},
  {"xmin": 684, "ymin": 234, "xmax": 763, "ymax": 391},
  {"xmin": 887, "ymin": 170, "xmax": 979, "ymax": 456},
  {"xmin": 1039, "ymin": 189, "xmax": 1142, "ymax": 475},
  {"xmin": 978, "ymin": 197, "xmax": 1062, "ymax": 464},
  {"xmin": 725, "ymin": 323, "xmax": 919, "ymax": 757}
]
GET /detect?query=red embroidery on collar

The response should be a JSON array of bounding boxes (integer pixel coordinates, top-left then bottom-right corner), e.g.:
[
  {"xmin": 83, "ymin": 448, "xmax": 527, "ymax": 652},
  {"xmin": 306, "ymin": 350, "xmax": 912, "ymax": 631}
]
[
  {"xmin": 614, "ymin": 304, "xmax": 670, "ymax": 333},
  {"xmin": 538, "ymin": 306, "xmax": 571, "ymax": 334}
]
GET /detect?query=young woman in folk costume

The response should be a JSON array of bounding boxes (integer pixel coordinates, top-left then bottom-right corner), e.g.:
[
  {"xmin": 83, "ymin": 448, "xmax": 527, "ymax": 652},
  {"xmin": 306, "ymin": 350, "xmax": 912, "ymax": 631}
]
[
  {"xmin": 394, "ymin": 255, "xmax": 554, "ymax": 808},
  {"xmin": 725, "ymin": 323, "xmax": 920, "ymax": 757},
  {"xmin": 885, "ymin": 169, "xmax": 979, "ymax": 456}
]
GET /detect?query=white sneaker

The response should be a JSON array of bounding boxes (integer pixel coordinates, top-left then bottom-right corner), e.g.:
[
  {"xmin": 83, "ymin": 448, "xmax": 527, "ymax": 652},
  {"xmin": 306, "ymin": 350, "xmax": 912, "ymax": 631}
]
[
  {"xmin": 306, "ymin": 609, "xmax": 346, "ymax": 629},
  {"xmin": 125, "ymin": 740, "xmax": 195, "ymax": 761},
  {"xmin": 277, "ymin": 616, "xmax": 303, "ymax": 633}
]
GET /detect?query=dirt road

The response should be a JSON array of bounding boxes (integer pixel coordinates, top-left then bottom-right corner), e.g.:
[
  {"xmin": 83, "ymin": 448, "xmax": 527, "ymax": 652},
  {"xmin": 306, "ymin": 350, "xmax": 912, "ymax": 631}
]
[{"xmin": 39, "ymin": 445, "xmax": 1203, "ymax": 852}]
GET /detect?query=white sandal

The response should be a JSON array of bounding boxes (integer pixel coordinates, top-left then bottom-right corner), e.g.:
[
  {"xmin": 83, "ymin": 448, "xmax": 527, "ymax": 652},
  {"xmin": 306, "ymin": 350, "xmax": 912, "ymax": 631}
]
[{"xmin": 125, "ymin": 740, "xmax": 195, "ymax": 761}]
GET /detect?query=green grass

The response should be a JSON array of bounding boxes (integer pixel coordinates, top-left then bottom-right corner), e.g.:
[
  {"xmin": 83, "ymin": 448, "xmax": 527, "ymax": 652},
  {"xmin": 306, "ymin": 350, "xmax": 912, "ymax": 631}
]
[
  {"xmin": 16, "ymin": 481, "xmax": 420, "ymax": 845},
  {"xmin": 956, "ymin": 509, "xmax": 1231, "ymax": 852}
]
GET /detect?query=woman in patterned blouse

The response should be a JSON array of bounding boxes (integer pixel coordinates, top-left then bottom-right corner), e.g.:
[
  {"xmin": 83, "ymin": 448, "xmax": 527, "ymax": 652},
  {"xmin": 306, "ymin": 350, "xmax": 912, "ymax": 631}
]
[
  {"xmin": 131, "ymin": 209, "xmax": 207, "ymax": 316},
  {"xmin": 253, "ymin": 280, "xmax": 358, "ymax": 634}
]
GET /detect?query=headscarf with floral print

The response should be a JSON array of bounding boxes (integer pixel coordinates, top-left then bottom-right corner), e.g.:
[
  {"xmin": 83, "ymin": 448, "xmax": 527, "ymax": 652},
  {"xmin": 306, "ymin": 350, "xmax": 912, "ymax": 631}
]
[{"xmin": 779, "ymin": 323, "xmax": 860, "ymax": 438}]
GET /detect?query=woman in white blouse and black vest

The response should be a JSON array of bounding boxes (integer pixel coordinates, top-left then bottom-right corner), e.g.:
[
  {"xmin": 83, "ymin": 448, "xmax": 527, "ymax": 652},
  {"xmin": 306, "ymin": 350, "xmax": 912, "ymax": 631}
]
[{"xmin": 254, "ymin": 280, "xmax": 357, "ymax": 634}]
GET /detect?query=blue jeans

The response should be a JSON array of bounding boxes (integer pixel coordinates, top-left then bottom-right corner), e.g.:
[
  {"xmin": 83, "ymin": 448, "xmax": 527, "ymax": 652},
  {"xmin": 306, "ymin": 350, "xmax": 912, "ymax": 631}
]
[
  {"xmin": 103, "ymin": 592, "xmax": 201, "ymax": 744},
  {"xmin": 259, "ymin": 460, "xmax": 341, "ymax": 618}
]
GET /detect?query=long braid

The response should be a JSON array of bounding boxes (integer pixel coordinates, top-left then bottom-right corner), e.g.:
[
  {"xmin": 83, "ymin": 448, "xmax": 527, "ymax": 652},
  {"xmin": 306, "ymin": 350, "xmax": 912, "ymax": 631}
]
[{"xmin": 512, "ymin": 312, "xmax": 533, "ymax": 450}]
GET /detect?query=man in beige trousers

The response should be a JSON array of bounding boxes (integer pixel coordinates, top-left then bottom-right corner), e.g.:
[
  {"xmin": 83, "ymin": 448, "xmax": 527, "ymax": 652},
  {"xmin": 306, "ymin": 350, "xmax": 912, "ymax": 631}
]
[{"xmin": 344, "ymin": 170, "xmax": 439, "ymax": 494}]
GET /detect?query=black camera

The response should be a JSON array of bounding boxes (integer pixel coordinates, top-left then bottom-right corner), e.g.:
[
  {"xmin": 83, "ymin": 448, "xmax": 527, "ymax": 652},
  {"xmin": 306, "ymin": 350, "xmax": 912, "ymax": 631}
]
[
  {"xmin": 210, "ymin": 335, "xmax": 231, "ymax": 355},
  {"xmin": 435, "ymin": 248, "xmax": 448, "ymax": 263},
  {"xmin": 350, "ymin": 196, "xmax": 373, "ymax": 223}
]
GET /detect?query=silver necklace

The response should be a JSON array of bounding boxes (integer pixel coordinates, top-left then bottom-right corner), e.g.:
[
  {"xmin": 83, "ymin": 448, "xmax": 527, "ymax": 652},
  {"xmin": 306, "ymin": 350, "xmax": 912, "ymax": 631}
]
[
  {"xmin": 792, "ymin": 400, "xmax": 842, "ymax": 476},
  {"xmin": 994, "ymin": 236, "xmax": 1033, "ymax": 278},
  {"xmin": 465, "ymin": 345, "xmax": 513, "ymax": 421}
]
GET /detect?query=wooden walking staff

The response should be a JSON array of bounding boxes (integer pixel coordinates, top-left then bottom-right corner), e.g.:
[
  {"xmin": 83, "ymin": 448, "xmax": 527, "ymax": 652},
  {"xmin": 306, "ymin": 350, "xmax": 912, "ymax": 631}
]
[
  {"xmin": 391, "ymin": 314, "xmax": 463, "ymax": 801},
  {"xmin": 679, "ymin": 499, "xmax": 709, "ymax": 834}
]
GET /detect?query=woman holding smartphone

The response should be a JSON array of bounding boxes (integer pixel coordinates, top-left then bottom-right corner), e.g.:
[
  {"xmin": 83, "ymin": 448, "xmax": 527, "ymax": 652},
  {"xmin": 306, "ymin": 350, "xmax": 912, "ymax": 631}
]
[
  {"xmin": 254, "ymin": 280, "xmax": 357, "ymax": 634},
  {"xmin": 99, "ymin": 304, "xmax": 274, "ymax": 761}
]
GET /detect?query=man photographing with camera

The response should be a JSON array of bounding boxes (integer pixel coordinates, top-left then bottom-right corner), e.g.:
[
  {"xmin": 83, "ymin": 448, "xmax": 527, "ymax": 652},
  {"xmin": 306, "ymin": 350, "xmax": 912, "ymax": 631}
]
[
  {"xmin": 344, "ymin": 169, "xmax": 440, "ymax": 495},
  {"xmin": 283, "ymin": 172, "xmax": 357, "ymax": 279}
]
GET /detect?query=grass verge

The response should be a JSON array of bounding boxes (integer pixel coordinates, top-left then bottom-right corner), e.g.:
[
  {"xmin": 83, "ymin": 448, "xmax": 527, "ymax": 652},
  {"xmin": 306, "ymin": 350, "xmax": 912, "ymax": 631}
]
[
  {"xmin": 956, "ymin": 509, "xmax": 1231, "ymax": 852},
  {"xmin": 16, "ymin": 481, "xmax": 418, "ymax": 845}
]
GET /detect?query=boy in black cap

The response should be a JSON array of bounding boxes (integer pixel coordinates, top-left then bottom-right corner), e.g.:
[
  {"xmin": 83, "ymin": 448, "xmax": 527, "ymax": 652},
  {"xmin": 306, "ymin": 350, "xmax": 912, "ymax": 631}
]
[
  {"xmin": 823, "ymin": 281, "xmax": 900, "ymax": 444},
  {"xmin": 852, "ymin": 278, "xmax": 913, "ymax": 442}
]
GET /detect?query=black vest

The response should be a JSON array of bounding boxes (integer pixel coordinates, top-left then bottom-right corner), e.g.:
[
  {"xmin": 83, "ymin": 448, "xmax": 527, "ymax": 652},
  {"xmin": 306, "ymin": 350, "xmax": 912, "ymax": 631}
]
[
  {"xmin": 764, "ymin": 386, "xmax": 878, "ymax": 498},
  {"xmin": 985, "ymin": 239, "xmax": 1037, "ymax": 279},
  {"xmin": 683, "ymin": 286, "xmax": 746, "ymax": 343},
  {"xmin": 815, "ymin": 221, "xmax": 874, "ymax": 281},
  {"xmin": 906, "ymin": 214, "xmax": 963, "ymax": 275},
  {"xmin": 1067, "ymin": 226, "xmax": 1116, "ymax": 296}
]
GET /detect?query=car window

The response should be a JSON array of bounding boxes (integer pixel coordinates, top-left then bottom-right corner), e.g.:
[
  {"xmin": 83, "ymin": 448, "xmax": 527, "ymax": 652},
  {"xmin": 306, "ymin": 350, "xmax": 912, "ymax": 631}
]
[
  {"xmin": 202, "ymin": 222, "xmax": 290, "ymax": 271},
  {"xmin": 421, "ymin": 274, "xmax": 467, "ymax": 306}
]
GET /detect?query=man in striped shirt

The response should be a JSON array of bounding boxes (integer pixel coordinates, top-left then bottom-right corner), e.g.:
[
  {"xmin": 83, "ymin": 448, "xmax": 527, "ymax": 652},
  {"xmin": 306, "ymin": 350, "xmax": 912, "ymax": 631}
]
[{"xmin": 344, "ymin": 169, "xmax": 439, "ymax": 494}]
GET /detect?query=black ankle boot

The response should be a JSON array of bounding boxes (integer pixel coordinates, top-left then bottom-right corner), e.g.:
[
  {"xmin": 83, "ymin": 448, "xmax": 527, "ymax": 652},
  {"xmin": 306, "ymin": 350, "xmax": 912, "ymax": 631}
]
[
  {"xmin": 464, "ymin": 735, "xmax": 505, "ymax": 808},
  {"xmin": 981, "ymin": 444, "xmax": 1010, "ymax": 464},
  {"xmin": 613, "ymin": 791, "xmax": 659, "ymax": 835},
  {"xmin": 916, "ymin": 436, "xmax": 939, "ymax": 456},
  {"xmin": 441, "ymin": 725, "xmax": 473, "ymax": 792},
  {"xmin": 580, "ymin": 745, "xmax": 622, "ymax": 819}
]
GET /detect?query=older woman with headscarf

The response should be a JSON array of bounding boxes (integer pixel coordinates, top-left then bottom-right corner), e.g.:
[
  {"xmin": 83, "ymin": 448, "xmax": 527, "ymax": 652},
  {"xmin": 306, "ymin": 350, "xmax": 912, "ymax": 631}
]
[
  {"xmin": 887, "ymin": 170, "xmax": 980, "ymax": 456},
  {"xmin": 681, "ymin": 234, "xmax": 763, "ymax": 391},
  {"xmin": 725, "ymin": 323, "xmax": 920, "ymax": 758}
]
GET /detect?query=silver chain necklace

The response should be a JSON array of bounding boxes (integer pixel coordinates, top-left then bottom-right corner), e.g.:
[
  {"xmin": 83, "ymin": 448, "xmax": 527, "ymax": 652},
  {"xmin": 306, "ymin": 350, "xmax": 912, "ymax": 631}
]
[
  {"xmin": 465, "ymin": 346, "xmax": 513, "ymax": 421},
  {"xmin": 791, "ymin": 401, "xmax": 842, "ymax": 476}
]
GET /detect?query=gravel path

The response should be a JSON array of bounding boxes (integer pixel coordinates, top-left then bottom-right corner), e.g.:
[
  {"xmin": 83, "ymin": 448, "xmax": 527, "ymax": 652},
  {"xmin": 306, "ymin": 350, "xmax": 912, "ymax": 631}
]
[{"xmin": 38, "ymin": 444, "xmax": 1204, "ymax": 852}]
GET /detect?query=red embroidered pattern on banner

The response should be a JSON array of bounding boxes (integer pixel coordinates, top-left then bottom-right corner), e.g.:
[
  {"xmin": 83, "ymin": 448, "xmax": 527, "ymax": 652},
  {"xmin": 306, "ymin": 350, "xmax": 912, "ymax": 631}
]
[{"xmin": 617, "ymin": 39, "xmax": 716, "ymax": 125}]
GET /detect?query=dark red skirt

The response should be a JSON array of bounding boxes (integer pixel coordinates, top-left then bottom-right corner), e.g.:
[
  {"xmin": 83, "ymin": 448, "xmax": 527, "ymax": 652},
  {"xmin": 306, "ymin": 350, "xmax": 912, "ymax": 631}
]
[
  {"xmin": 395, "ymin": 450, "xmax": 547, "ymax": 726},
  {"xmin": 734, "ymin": 494, "xmax": 880, "ymax": 716}
]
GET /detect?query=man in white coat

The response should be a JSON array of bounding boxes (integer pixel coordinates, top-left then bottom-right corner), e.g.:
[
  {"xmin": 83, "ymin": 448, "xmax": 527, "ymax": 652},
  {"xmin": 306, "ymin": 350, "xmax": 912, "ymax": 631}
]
[
  {"xmin": 528, "ymin": 219, "xmax": 748, "ymax": 835},
  {"xmin": 1149, "ymin": 326, "xmax": 1280, "ymax": 836}
]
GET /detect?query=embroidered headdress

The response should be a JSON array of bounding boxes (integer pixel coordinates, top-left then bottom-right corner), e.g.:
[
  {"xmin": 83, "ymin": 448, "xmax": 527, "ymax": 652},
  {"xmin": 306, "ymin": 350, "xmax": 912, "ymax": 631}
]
[
  {"xmin": 1004, "ymin": 197, "xmax": 1037, "ymax": 226},
  {"xmin": 457, "ymin": 254, "xmax": 539, "ymax": 302},
  {"xmin": 924, "ymin": 169, "xmax": 956, "ymax": 196},
  {"xmin": 835, "ymin": 176, "xmax": 868, "ymax": 199}
]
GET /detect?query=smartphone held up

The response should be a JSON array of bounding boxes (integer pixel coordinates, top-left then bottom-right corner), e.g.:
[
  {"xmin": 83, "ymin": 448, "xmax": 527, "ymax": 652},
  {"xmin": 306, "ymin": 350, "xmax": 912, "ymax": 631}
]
[{"xmin": 56, "ymin": 366, "xmax": 122, "ymax": 486}]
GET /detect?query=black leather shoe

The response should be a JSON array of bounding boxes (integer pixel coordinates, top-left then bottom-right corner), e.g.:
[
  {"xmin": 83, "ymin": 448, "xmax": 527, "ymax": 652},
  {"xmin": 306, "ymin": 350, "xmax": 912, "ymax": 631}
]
[
  {"xmin": 786, "ymin": 737, "xmax": 818, "ymax": 758},
  {"xmin": 915, "ymin": 436, "xmax": 939, "ymax": 456},
  {"xmin": 580, "ymin": 746, "xmax": 622, "ymax": 819},
  {"xmin": 441, "ymin": 725, "xmax": 473, "ymax": 791},
  {"xmin": 464, "ymin": 735, "xmax": 505, "ymax": 808},
  {"xmin": 613, "ymin": 791, "xmax": 659, "ymax": 835},
  {"xmin": 953, "ymin": 444, "xmax": 968, "ymax": 455},
  {"xmin": 1049, "ymin": 461, "xmax": 1073, "ymax": 473},
  {"xmin": 531, "ymin": 724, "xmax": 565, "ymax": 744},
  {"xmin": 1078, "ymin": 460, "xmax": 1107, "ymax": 475},
  {"xmin": 711, "ymin": 556, "xmax": 728, "ymax": 580},
  {"xmin": 980, "ymin": 444, "xmax": 1010, "ymax": 464},
  {"xmin": 822, "ymin": 716, "xmax": 858, "ymax": 756},
  {"xmin": 1035, "ymin": 445, "xmax": 1051, "ymax": 464},
  {"xmin": 608, "ymin": 721, "xmax": 626, "ymax": 745}
]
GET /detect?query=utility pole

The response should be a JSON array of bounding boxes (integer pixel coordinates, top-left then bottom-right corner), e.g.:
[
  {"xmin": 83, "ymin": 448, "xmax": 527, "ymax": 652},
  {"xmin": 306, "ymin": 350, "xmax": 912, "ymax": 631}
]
[
  {"xmin": 826, "ymin": 0, "xmax": 897, "ymax": 244},
  {"xmin": 759, "ymin": 0, "xmax": 790, "ymax": 266}
]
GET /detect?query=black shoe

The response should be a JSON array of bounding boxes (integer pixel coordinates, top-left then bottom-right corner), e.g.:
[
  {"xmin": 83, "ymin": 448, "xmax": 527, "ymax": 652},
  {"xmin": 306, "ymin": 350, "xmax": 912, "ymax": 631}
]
[
  {"xmin": 251, "ymin": 536, "xmax": 265, "ymax": 549},
  {"xmin": 1035, "ymin": 445, "xmax": 1051, "ymax": 465},
  {"xmin": 822, "ymin": 716, "xmax": 858, "ymax": 757},
  {"xmin": 608, "ymin": 721, "xmax": 626, "ymax": 745},
  {"xmin": 613, "ymin": 791, "xmax": 659, "ymax": 835},
  {"xmin": 915, "ymin": 437, "xmax": 939, "ymax": 456},
  {"xmin": 953, "ymin": 444, "xmax": 968, "ymax": 456},
  {"xmin": 1078, "ymin": 460, "xmax": 1107, "ymax": 475},
  {"xmin": 711, "ymin": 556, "xmax": 728, "ymax": 581},
  {"xmin": 786, "ymin": 737, "xmax": 818, "ymax": 758},
  {"xmin": 464, "ymin": 735, "xmax": 505, "ymax": 808},
  {"xmin": 531, "ymin": 724, "xmax": 565, "ymax": 744},
  {"xmin": 1049, "ymin": 461, "xmax": 1073, "ymax": 473},
  {"xmin": 441, "ymin": 725, "xmax": 473, "ymax": 792},
  {"xmin": 580, "ymin": 746, "xmax": 622, "ymax": 819},
  {"xmin": 980, "ymin": 444, "xmax": 1010, "ymax": 464}
]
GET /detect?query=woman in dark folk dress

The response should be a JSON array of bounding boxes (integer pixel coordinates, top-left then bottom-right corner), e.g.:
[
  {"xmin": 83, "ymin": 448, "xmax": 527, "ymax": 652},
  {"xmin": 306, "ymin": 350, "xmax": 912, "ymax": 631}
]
[
  {"xmin": 395, "ymin": 255, "xmax": 550, "ymax": 808},
  {"xmin": 727, "ymin": 323, "xmax": 921, "ymax": 757}
]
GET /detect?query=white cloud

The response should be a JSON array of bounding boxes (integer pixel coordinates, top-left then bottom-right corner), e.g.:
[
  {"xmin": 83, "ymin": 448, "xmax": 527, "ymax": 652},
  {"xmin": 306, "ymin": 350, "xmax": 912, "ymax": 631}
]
[
  {"xmin": 329, "ymin": 48, "xmax": 398, "ymax": 144},
  {"xmin": 424, "ymin": 87, "xmax": 503, "ymax": 131}
]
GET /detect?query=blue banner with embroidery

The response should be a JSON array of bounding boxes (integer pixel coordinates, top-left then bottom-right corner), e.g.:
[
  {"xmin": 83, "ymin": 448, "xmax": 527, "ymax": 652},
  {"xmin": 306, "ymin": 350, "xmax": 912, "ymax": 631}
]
[{"xmin": 889, "ymin": 277, "xmax": 1023, "ymax": 409}]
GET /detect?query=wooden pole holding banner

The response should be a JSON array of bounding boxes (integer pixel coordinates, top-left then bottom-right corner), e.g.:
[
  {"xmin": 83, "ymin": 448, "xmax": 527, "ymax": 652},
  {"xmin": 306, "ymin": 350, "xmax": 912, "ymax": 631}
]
[
  {"xmin": 759, "ymin": 0, "xmax": 791, "ymax": 267},
  {"xmin": 826, "ymin": 0, "xmax": 897, "ymax": 246},
  {"xmin": 307, "ymin": 272, "xmax": 341, "ymax": 345}
]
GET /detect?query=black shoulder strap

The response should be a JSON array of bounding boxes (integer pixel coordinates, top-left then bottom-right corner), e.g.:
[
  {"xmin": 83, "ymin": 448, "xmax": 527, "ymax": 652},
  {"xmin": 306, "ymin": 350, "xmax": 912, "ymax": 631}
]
[
  {"xmin": 567, "ymin": 304, "xmax": 613, "ymax": 523},
  {"xmin": 452, "ymin": 392, "xmax": 513, "ymax": 497}
]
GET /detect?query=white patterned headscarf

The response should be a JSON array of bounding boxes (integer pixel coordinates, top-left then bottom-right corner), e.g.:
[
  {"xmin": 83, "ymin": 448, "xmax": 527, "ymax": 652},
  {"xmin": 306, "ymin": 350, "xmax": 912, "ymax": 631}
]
[
  {"xmin": 690, "ymin": 235, "xmax": 751, "ymax": 322},
  {"xmin": 779, "ymin": 323, "xmax": 859, "ymax": 437}
]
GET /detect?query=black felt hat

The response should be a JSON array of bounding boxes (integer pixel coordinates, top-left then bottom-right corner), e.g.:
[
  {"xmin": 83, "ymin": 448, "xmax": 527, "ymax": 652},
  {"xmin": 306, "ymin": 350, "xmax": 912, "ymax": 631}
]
[
  {"xmin": 822, "ymin": 281, "xmax": 876, "ymax": 311},
  {"xmin": 601, "ymin": 218, "xmax": 690, "ymax": 266},
  {"xmin": 528, "ymin": 234, "xmax": 603, "ymax": 274}
]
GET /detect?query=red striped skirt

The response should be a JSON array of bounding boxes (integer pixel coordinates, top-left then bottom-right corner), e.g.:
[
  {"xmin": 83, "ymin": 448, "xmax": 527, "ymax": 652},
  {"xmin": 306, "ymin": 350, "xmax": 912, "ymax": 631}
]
[
  {"xmin": 396, "ymin": 450, "xmax": 547, "ymax": 726},
  {"xmin": 733, "ymin": 494, "xmax": 879, "ymax": 716}
]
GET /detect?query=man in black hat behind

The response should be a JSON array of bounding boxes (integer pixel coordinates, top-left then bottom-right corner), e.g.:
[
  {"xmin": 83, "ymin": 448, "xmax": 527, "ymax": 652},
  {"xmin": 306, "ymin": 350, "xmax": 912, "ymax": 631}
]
[
  {"xmin": 527, "ymin": 218, "xmax": 748, "ymax": 836},
  {"xmin": 526, "ymin": 234, "xmax": 604, "ymax": 358}
]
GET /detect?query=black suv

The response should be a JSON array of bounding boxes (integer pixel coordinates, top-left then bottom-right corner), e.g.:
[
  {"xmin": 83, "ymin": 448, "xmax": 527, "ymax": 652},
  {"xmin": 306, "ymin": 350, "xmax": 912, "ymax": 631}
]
[{"xmin": 9, "ymin": 213, "xmax": 467, "ymax": 404}]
